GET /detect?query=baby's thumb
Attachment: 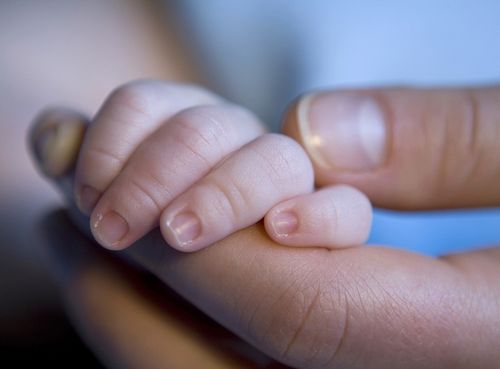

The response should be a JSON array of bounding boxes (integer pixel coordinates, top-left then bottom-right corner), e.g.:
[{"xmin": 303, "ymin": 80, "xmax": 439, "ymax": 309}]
[
  {"xmin": 283, "ymin": 87, "xmax": 500, "ymax": 209},
  {"xmin": 29, "ymin": 108, "xmax": 92, "ymax": 234},
  {"xmin": 29, "ymin": 108, "xmax": 88, "ymax": 178}
]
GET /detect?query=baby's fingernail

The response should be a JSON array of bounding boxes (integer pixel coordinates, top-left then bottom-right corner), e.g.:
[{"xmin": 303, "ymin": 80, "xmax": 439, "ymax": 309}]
[
  {"xmin": 165, "ymin": 211, "xmax": 201, "ymax": 248},
  {"xmin": 271, "ymin": 211, "xmax": 298, "ymax": 237},
  {"xmin": 76, "ymin": 185, "xmax": 100, "ymax": 215},
  {"xmin": 297, "ymin": 93, "xmax": 388, "ymax": 171},
  {"xmin": 92, "ymin": 211, "xmax": 129, "ymax": 248}
]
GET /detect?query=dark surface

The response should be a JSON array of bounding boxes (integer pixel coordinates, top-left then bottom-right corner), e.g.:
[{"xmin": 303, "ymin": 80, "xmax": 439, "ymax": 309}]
[
  {"xmin": 1, "ymin": 309, "xmax": 105, "ymax": 368},
  {"xmin": 0, "ymin": 197, "xmax": 105, "ymax": 368}
]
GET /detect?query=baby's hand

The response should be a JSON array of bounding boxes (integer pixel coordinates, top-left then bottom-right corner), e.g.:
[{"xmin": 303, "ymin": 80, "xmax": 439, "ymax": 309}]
[{"xmin": 33, "ymin": 81, "xmax": 372, "ymax": 252}]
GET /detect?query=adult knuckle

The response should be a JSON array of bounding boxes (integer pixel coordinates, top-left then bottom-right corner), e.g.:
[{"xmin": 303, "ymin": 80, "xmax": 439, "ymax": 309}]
[
  {"xmin": 418, "ymin": 90, "xmax": 494, "ymax": 205},
  {"xmin": 429, "ymin": 93, "xmax": 476, "ymax": 199},
  {"xmin": 461, "ymin": 90, "xmax": 500, "ymax": 187}
]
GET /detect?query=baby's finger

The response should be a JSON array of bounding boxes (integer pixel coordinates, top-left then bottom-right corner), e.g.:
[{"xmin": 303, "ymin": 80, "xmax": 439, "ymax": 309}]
[
  {"xmin": 75, "ymin": 80, "xmax": 221, "ymax": 214},
  {"xmin": 264, "ymin": 185, "xmax": 372, "ymax": 248},
  {"xmin": 90, "ymin": 105, "xmax": 265, "ymax": 250},
  {"xmin": 29, "ymin": 108, "xmax": 93, "ymax": 233},
  {"xmin": 160, "ymin": 134, "xmax": 314, "ymax": 252}
]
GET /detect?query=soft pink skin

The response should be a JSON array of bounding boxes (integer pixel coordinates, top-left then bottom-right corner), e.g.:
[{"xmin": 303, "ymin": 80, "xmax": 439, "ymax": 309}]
[
  {"xmin": 159, "ymin": 133, "xmax": 315, "ymax": 251},
  {"xmin": 74, "ymin": 81, "xmax": 221, "ymax": 213},
  {"xmin": 73, "ymin": 80, "xmax": 372, "ymax": 252},
  {"xmin": 265, "ymin": 185, "xmax": 372, "ymax": 248}
]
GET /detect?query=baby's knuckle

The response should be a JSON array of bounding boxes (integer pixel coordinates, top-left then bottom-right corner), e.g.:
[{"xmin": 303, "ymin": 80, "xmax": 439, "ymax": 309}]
[
  {"xmin": 207, "ymin": 178, "xmax": 251, "ymax": 224},
  {"xmin": 126, "ymin": 174, "xmax": 164, "ymax": 216},
  {"xmin": 172, "ymin": 107, "xmax": 233, "ymax": 166},
  {"xmin": 179, "ymin": 83, "xmax": 219, "ymax": 100},
  {"xmin": 181, "ymin": 106, "xmax": 231, "ymax": 144},
  {"xmin": 107, "ymin": 82, "xmax": 152, "ymax": 119},
  {"xmin": 259, "ymin": 134, "xmax": 314, "ymax": 187},
  {"xmin": 109, "ymin": 81, "xmax": 221, "ymax": 121},
  {"xmin": 172, "ymin": 127, "xmax": 213, "ymax": 171},
  {"xmin": 85, "ymin": 145, "xmax": 125, "ymax": 174}
]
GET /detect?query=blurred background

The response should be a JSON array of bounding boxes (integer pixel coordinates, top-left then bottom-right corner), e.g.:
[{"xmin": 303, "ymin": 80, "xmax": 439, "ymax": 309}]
[
  {"xmin": 0, "ymin": 1, "xmax": 199, "ymax": 365},
  {"xmin": 2, "ymin": 0, "xmax": 500, "ymax": 367}
]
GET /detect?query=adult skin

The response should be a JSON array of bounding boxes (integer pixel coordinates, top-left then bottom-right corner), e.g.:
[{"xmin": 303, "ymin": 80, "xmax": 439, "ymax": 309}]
[{"xmin": 34, "ymin": 86, "xmax": 500, "ymax": 369}]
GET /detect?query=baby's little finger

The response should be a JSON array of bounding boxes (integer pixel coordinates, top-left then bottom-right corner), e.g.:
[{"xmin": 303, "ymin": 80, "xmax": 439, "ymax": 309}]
[{"xmin": 265, "ymin": 185, "xmax": 372, "ymax": 248}]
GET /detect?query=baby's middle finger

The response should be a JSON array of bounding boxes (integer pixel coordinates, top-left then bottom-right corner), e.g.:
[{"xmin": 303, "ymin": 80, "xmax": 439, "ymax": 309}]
[{"xmin": 160, "ymin": 133, "xmax": 314, "ymax": 252}]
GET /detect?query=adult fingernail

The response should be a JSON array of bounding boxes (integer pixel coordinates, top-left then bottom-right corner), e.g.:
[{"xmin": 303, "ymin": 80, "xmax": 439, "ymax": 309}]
[
  {"xmin": 271, "ymin": 211, "xmax": 298, "ymax": 237},
  {"xmin": 165, "ymin": 211, "xmax": 201, "ymax": 248},
  {"xmin": 297, "ymin": 93, "xmax": 388, "ymax": 171},
  {"xmin": 76, "ymin": 185, "xmax": 100, "ymax": 215},
  {"xmin": 92, "ymin": 211, "xmax": 129, "ymax": 248}
]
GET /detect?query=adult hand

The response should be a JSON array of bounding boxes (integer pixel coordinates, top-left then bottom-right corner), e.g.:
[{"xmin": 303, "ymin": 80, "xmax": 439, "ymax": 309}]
[{"xmin": 33, "ymin": 87, "xmax": 500, "ymax": 369}]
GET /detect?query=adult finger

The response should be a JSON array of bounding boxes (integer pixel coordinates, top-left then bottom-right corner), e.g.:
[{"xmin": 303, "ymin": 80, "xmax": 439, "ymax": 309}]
[
  {"xmin": 74, "ymin": 80, "xmax": 221, "ymax": 214},
  {"xmin": 39, "ymin": 210, "xmax": 286, "ymax": 369},
  {"xmin": 283, "ymin": 87, "xmax": 500, "ymax": 209},
  {"xmin": 128, "ymin": 224, "xmax": 500, "ymax": 369}
]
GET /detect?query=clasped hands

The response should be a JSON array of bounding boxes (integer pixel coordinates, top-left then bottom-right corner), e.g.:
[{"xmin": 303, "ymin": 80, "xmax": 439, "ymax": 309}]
[{"xmin": 31, "ymin": 82, "xmax": 500, "ymax": 369}]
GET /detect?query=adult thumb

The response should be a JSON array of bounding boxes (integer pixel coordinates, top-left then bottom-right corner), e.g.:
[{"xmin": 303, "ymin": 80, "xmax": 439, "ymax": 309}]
[{"xmin": 283, "ymin": 87, "xmax": 500, "ymax": 209}]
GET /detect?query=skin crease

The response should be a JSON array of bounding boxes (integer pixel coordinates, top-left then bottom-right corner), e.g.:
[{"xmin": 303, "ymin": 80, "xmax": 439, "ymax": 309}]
[{"xmin": 33, "ymin": 107, "xmax": 500, "ymax": 369}]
